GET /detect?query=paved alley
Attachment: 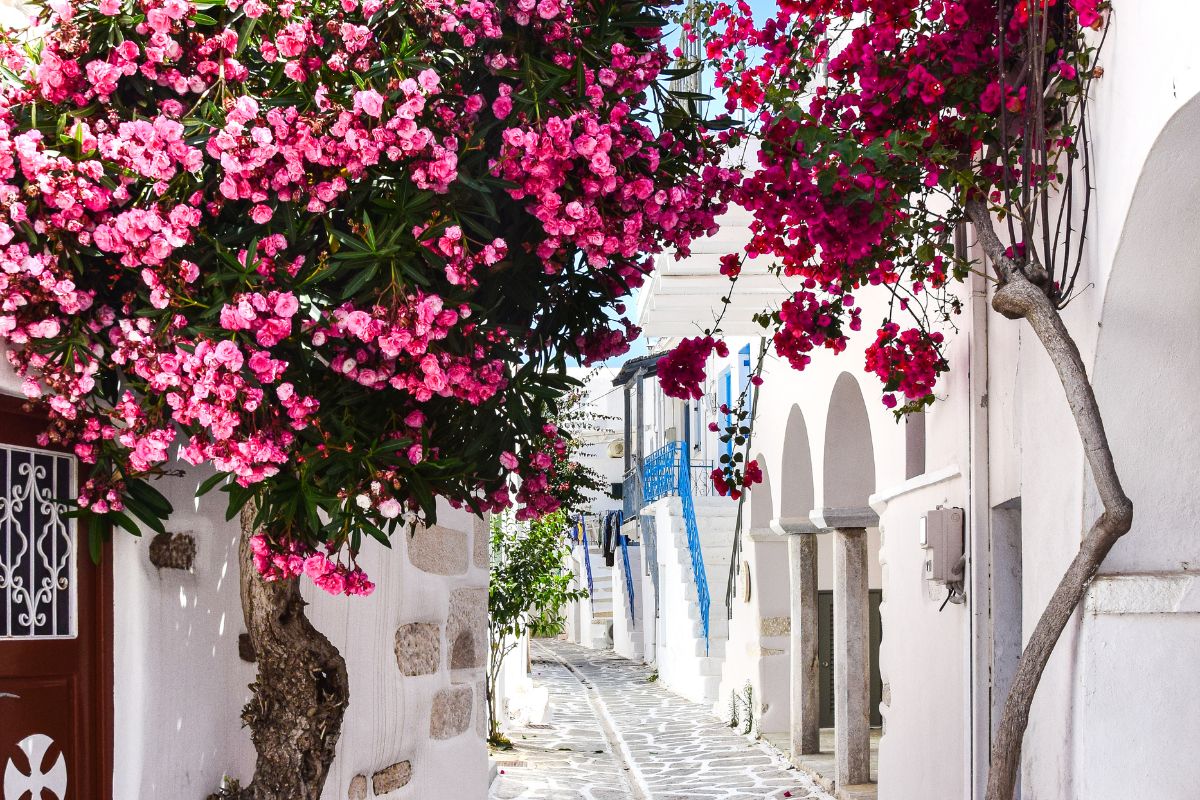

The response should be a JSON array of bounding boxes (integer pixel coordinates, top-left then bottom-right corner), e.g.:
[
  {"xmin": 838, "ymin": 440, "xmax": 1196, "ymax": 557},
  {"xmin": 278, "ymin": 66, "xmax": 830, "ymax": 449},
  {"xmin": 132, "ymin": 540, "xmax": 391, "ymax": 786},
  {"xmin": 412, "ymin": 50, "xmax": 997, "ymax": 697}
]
[{"xmin": 489, "ymin": 639, "xmax": 832, "ymax": 800}]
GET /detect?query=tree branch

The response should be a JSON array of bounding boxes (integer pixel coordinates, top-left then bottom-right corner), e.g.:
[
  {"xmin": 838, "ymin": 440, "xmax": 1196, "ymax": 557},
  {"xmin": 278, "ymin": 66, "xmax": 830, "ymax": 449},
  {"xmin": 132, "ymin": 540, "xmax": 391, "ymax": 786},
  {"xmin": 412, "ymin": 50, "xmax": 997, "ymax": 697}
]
[{"xmin": 969, "ymin": 239, "xmax": 1133, "ymax": 800}]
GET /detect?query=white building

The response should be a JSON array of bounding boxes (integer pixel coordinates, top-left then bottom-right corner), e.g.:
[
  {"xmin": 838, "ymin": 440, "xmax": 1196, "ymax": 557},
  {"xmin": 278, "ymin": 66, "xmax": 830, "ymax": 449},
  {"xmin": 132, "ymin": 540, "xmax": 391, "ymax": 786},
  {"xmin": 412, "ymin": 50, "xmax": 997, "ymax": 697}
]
[
  {"xmin": 616, "ymin": 5, "xmax": 1200, "ymax": 799},
  {"xmin": 558, "ymin": 367, "xmax": 627, "ymax": 653}
]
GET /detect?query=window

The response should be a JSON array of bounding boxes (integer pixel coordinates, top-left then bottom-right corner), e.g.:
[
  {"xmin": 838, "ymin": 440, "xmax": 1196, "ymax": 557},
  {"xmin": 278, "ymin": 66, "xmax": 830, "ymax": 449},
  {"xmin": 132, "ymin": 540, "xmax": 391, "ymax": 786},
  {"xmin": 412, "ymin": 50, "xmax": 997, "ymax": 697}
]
[{"xmin": 0, "ymin": 444, "xmax": 77, "ymax": 639}]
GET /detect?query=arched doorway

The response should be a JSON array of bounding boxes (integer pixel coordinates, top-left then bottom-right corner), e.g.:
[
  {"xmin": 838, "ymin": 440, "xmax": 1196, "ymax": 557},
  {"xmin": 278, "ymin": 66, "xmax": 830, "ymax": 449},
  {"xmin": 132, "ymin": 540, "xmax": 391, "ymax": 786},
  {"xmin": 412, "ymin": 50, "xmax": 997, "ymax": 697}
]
[{"xmin": 1084, "ymin": 91, "xmax": 1200, "ymax": 800}]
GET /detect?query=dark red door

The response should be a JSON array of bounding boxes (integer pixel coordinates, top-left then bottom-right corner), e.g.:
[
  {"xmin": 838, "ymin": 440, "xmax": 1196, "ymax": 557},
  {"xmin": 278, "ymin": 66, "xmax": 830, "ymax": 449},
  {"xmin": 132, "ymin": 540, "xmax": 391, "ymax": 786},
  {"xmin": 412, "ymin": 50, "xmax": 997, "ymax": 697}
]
[{"xmin": 0, "ymin": 397, "xmax": 111, "ymax": 800}]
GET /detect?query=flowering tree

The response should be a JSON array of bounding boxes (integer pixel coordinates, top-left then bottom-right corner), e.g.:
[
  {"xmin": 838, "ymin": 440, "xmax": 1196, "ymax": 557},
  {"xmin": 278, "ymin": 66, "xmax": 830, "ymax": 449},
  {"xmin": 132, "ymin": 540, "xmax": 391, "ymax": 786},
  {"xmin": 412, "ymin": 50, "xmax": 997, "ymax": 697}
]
[
  {"xmin": 0, "ymin": 0, "xmax": 736, "ymax": 791},
  {"xmin": 661, "ymin": 1, "xmax": 1122, "ymax": 798}
]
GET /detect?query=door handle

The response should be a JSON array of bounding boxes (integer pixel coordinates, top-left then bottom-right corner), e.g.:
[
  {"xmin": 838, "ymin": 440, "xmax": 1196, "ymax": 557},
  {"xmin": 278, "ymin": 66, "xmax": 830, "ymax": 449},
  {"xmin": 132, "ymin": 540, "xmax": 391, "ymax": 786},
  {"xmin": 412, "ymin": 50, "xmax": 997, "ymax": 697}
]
[{"xmin": 0, "ymin": 692, "xmax": 18, "ymax": 700}]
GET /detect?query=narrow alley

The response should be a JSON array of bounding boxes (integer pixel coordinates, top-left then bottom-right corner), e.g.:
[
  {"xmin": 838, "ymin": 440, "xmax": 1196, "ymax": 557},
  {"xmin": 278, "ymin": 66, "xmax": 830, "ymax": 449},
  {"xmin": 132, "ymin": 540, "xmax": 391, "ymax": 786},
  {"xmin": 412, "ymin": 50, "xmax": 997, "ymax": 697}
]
[{"xmin": 489, "ymin": 640, "xmax": 833, "ymax": 800}]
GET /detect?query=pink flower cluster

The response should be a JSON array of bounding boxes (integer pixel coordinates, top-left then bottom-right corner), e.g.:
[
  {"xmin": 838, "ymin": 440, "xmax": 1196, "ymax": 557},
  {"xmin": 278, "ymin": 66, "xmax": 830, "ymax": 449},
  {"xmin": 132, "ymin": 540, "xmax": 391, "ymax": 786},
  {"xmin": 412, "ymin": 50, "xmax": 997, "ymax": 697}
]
[
  {"xmin": 416, "ymin": 223, "xmax": 507, "ymax": 288},
  {"xmin": 206, "ymin": 79, "xmax": 455, "ymax": 217},
  {"xmin": 219, "ymin": 290, "xmax": 300, "ymax": 347},
  {"xmin": 495, "ymin": 110, "xmax": 736, "ymax": 276},
  {"xmin": 0, "ymin": 0, "xmax": 737, "ymax": 597},
  {"xmin": 250, "ymin": 533, "xmax": 375, "ymax": 596},
  {"xmin": 710, "ymin": 457, "xmax": 761, "ymax": 501},
  {"xmin": 315, "ymin": 294, "xmax": 506, "ymax": 405},
  {"xmin": 106, "ymin": 322, "xmax": 319, "ymax": 483},
  {"xmin": 511, "ymin": 423, "xmax": 570, "ymax": 521}
]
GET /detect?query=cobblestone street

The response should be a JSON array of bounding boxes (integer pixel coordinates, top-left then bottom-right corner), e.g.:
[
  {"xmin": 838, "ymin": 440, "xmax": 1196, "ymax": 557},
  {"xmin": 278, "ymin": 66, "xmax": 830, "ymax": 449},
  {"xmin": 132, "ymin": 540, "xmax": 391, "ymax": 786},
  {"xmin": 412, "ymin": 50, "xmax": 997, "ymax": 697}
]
[{"xmin": 489, "ymin": 640, "xmax": 833, "ymax": 800}]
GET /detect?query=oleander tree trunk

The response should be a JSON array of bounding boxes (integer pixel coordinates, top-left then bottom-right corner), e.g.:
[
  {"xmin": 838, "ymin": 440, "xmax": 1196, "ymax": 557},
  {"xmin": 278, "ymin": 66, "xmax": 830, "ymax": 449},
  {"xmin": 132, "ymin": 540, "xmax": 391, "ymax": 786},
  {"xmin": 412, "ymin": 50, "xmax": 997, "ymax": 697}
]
[
  {"xmin": 968, "ymin": 200, "xmax": 1135, "ymax": 800},
  {"xmin": 211, "ymin": 507, "xmax": 349, "ymax": 800}
]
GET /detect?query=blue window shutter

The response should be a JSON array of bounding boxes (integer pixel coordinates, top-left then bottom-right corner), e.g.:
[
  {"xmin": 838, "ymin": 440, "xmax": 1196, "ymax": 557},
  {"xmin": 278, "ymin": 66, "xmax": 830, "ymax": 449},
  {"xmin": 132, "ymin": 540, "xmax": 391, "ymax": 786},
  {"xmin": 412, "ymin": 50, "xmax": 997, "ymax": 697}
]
[
  {"xmin": 721, "ymin": 368, "xmax": 733, "ymax": 462},
  {"xmin": 738, "ymin": 344, "xmax": 751, "ymax": 393}
]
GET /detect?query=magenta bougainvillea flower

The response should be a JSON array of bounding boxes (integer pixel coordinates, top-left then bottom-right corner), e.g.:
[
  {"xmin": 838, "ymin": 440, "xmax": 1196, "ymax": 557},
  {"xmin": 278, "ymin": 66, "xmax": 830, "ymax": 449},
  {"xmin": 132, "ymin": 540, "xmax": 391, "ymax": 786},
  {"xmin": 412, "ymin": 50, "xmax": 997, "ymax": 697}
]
[{"xmin": 661, "ymin": 0, "xmax": 1105, "ymax": 497}]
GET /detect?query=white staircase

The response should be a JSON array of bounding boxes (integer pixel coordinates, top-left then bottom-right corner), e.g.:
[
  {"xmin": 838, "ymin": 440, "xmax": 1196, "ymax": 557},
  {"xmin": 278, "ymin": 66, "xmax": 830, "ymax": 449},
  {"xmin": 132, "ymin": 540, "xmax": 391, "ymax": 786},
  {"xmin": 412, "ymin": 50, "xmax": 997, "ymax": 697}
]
[
  {"xmin": 647, "ymin": 496, "xmax": 737, "ymax": 704},
  {"xmin": 583, "ymin": 545, "xmax": 615, "ymax": 650}
]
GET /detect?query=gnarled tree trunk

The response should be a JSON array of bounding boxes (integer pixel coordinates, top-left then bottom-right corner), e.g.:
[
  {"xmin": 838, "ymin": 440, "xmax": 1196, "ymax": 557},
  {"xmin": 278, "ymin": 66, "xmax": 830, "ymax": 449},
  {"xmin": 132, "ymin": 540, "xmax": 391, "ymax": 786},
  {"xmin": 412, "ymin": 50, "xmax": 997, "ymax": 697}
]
[
  {"xmin": 212, "ymin": 507, "xmax": 349, "ymax": 800},
  {"xmin": 968, "ymin": 200, "xmax": 1134, "ymax": 800}
]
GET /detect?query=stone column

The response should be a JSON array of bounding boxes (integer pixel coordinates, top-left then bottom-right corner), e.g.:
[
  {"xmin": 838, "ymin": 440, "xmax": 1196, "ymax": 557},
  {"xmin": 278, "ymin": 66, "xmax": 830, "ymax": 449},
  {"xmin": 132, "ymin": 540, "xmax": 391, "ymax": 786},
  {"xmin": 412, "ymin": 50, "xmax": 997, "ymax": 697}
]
[
  {"xmin": 775, "ymin": 517, "xmax": 820, "ymax": 758},
  {"xmin": 812, "ymin": 507, "xmax": 878, "ymax": 788},
  {"xmin": 833, "ymin": 526, "xmax": 870, "ymax": 785}
]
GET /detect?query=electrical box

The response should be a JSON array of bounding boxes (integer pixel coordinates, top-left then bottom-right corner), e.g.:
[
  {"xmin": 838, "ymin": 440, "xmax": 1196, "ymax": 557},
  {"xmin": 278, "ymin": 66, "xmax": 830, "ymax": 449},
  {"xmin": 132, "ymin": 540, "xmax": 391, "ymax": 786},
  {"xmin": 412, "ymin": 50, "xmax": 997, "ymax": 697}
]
[{"xmin": 921, "ymin": 507, "xmax": 964, "ymax": 583}]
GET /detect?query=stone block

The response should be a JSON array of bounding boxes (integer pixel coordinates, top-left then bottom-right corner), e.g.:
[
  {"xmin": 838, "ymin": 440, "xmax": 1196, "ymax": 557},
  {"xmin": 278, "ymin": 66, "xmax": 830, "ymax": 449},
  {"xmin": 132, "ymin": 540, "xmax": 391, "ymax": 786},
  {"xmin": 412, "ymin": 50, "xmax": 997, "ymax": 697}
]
[
  {"xmin": 394, "ymin": 622, "xmax": 441, "ymax": 676},
  {"xmin": 408, "ymin": 523, "xmax": 468, "ymax": 575},
  {"xmin": 148, "ymin": 531, "xmax": 196, "ymax": 570},
  {"xmin": 473, "ymin": 514, "xmax": 489, "ymax": 569},
  {"xmin": 371, "ymin": 761, "xmax": 412, "ymax": 795},
  {"xmin": 760, "ymin": 615, "xmax": 790, "ymax": 637},
  {"xmin": 347, "ymin": 774, "xmax": 367, "ymax": 800},
  {"xmin": 447, "ymin": 587, "xmax": 487, "ymax": 670},
  {"xmin": 430, "ymin": 685, "xmax": 474, "ymax": 740}
]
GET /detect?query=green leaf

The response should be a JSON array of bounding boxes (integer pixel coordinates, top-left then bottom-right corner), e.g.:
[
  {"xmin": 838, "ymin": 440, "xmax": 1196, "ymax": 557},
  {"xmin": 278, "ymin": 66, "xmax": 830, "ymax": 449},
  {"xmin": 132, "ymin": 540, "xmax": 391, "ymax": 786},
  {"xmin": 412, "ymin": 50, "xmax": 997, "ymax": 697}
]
[
  {"xmin": 196, "ymin": 471, "xmax": 229, "ymax": 497},
  {"xmin": 223, "ymin": 484, "xmax": 254, "ymax": 522},
  {"xmin": 88, "ymin": 514, "xmax": 106, "ymax": 565},
  {"xmin": 122, "ymin": 495, "xmax": 166, "ymax": 535},
  {"xmin": 340, "ymin": 262, "xmax": 378, "ymax": 299},
  {"xmin": 128, "ymin": 478, "xmax": 174, "ymax": 517}
]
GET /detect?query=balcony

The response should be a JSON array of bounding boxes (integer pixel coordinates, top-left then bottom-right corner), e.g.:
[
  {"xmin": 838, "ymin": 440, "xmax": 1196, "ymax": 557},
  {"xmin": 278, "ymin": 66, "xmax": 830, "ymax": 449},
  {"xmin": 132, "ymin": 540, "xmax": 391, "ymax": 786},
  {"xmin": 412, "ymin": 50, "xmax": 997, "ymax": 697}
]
[{"xmin": 636, "ymin": 144, "xmax": 793, "ymax": 338}]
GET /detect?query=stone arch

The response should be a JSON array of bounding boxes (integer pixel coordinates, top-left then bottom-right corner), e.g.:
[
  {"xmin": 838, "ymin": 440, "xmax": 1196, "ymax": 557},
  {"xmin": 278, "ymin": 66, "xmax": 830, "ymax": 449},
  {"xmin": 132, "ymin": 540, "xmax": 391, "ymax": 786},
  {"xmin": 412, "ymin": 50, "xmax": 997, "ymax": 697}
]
[
  {"xmin": 749, "ymin": 451, "xmax": 774, "ymax": 531},
  {"xmin": 780, "ymin": 404, "xmax": 816, "ymax": 521},
  {"xmin": 822, "ymin": 372, "xmax": 876, "ymax": 510},
  {"xmin": 1094, "ymin": 91, "xmax": 1200, "ymax": 572}
]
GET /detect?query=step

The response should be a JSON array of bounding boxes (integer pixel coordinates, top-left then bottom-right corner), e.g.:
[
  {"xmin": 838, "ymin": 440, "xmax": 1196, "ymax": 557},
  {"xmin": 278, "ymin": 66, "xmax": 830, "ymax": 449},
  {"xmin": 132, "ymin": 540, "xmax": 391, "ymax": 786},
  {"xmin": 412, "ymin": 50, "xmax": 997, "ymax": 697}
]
[
  {"xmin": 693, "ymin": 637, "xmax": 727, "ymax": 658},
  {"xmin": 689, "ymin": 620, "xmax": 730, "ymax": 644}
]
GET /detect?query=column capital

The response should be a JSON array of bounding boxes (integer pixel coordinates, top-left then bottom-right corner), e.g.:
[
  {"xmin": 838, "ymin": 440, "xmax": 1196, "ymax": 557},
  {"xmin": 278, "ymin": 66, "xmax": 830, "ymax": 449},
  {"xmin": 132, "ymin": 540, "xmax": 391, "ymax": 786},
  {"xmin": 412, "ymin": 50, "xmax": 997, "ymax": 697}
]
[
  {"xmin": 770, "ymin": 516, "xmax": 820, "ymax": 536},
  {"xmin": 810, "ymin": 506, "xmax": 879, "ymax": 530}
]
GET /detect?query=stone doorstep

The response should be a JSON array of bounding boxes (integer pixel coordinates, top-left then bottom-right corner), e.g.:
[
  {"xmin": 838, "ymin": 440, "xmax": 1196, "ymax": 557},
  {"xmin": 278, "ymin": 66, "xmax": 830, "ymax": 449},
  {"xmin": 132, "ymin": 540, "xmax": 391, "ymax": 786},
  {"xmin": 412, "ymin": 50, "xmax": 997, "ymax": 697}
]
[{"xmin": 770, "ymin": 737, "xmax": 878, "ymax": 800}]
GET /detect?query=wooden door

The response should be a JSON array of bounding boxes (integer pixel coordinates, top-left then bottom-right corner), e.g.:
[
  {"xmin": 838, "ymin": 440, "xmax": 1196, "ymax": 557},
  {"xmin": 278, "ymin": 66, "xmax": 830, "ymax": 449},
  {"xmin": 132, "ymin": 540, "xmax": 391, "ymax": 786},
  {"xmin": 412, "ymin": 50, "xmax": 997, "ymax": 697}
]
[
  {"xmin": 0, "ymin": 398, "xmax": 111, "ymax": 800},
  {"xmin": 818, "ymin": 589, "xmax": 883, "ymax": 729}
]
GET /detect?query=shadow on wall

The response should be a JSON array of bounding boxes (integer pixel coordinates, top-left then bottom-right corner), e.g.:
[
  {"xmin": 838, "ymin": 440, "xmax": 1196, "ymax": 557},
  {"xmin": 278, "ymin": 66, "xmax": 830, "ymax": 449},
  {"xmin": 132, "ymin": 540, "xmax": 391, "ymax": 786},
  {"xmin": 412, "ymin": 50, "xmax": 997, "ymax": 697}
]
[
  {"xmin": 1093, "ymin": 89, "xmax": 1200, "ymax": 574},
  {"xmin": 750, "ymin": 451, "xmax": 774, "ymax": 532},
  {"xmin": 780, "ymin": 404, "xmax": 815, "ymax": 520},
  {"xmin": 822, "ymin": 372, "xmax": 875, "ymax": 511},
  {"xmin": 113, "ymin": 465, "xmax": 256, "ymax": 799}
]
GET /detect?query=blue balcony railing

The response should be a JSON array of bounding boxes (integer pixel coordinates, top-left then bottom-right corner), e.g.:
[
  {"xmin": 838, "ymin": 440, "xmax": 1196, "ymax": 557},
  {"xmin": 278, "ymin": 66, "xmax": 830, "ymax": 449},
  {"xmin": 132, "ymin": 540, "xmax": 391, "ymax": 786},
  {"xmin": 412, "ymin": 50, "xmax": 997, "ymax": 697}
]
[
  {"xmin": 615, "ymin": 511, "xmax": 636, "ymax": 621},
  {"xmin": 577, "ymin": 513, "xmax": 595, "ymax": 600},
  {"xmin": 641, "ymin": 441, "xmax": 713, "ymax": 653}
]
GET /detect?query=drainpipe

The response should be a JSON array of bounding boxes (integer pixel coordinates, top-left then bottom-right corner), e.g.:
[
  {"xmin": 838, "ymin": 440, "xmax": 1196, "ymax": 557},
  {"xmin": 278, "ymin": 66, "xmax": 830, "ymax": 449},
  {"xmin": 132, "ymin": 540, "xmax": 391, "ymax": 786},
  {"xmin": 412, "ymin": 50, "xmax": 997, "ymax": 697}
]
[
  {"xmin": 966, "ymin": 229, "xmax": 993, "ymax": 800},
  {"xmin": 624, "ymin": 382, "xmax": 633, "ymax": 476},
  {"xmin": 636, "ymin": 368, "xmax": 645, "ymax": 470}
]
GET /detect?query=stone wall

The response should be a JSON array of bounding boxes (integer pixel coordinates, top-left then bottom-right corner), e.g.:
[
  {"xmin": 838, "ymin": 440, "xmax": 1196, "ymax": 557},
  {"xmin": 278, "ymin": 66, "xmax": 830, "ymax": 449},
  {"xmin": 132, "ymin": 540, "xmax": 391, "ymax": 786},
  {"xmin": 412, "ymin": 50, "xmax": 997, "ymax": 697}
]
[{"xmin": 310, "ymin": 501, "xmax": 489, "ymax": 799}]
